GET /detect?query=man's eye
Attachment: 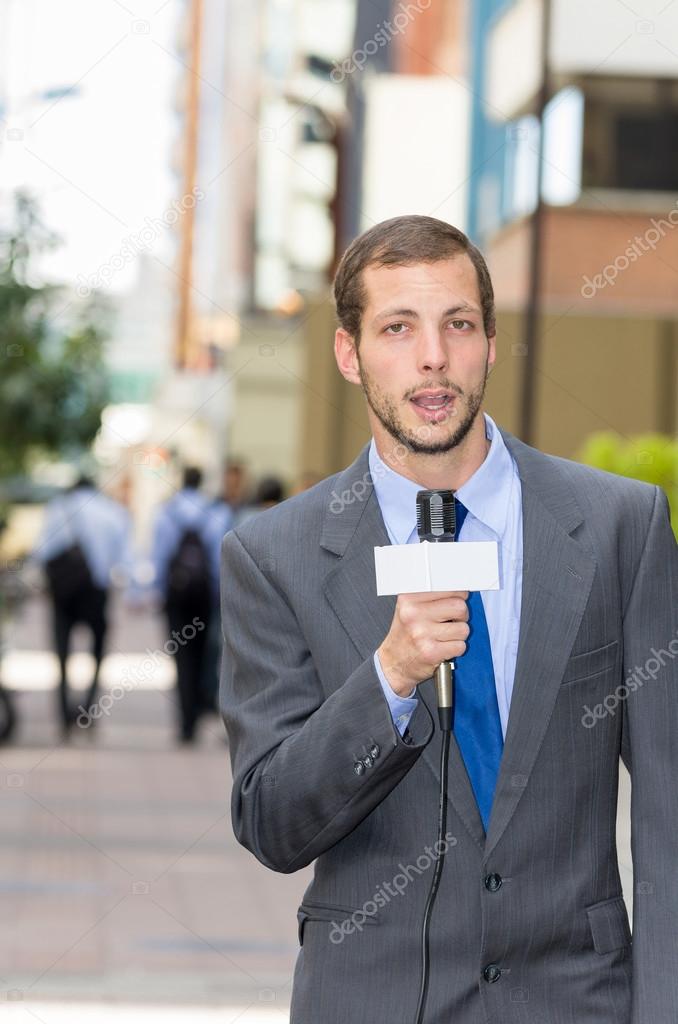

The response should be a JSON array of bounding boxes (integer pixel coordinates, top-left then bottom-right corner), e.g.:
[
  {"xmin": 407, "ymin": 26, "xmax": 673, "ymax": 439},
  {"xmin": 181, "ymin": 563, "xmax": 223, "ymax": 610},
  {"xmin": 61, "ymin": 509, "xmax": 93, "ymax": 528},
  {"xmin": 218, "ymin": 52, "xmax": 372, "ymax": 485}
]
[
  {"xmin": 448, "ymin": 319, "xmax": 472, "ymax": 330},
  {"xmin": 385, "ymin": 323, "xmax": 407, "ymax": 335}
]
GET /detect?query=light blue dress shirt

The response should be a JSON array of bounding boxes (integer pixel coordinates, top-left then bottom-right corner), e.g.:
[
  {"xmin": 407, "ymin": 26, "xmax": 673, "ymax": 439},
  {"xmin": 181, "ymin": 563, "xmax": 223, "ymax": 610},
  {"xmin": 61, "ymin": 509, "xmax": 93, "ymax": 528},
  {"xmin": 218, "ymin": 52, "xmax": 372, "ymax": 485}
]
[
  {"xmin": 151, "ymin": 488, "xmax": 216, "ymax": 596},
  {"xmin": 202, "ymin": 499, "xmax": 235, "ymax": 599},
  {"xmin": 35, "ymin": 486, "xmax": 132, "ymax": 590},
  {"xmin": 371, "ymin": 413, "xmax": 523, "ymax": 740}
]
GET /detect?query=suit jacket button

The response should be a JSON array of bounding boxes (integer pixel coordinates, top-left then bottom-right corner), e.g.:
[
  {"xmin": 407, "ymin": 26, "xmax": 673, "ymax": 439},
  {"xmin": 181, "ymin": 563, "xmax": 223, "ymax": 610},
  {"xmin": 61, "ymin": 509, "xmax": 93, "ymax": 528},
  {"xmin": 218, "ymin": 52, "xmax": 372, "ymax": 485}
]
[
  {"xmin": 353, "ymin": 761, "xmax": 365, "ymax": 775},
  {"xmin": 363, "ymin": 754, "xmax": 374, "ymax": 768},
  {"xmin": 484, "ymin": 873, "xmax": 502, "ymax": 892},
  {"xmin": 370, "ymin": 743, "xmax": 380, "ymax": 758},
  {"xmin": 483, "ymin": 964, "xmax": 502, "ymax": 983}
]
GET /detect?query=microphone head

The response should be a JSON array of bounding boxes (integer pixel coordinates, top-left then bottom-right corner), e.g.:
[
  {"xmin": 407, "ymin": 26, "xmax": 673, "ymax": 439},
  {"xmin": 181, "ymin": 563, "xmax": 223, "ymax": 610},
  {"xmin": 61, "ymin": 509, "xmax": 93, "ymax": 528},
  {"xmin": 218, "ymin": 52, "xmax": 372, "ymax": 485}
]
[{"xmin": 416, "ymin": 489, "xmax": 456, "ymax": 542}]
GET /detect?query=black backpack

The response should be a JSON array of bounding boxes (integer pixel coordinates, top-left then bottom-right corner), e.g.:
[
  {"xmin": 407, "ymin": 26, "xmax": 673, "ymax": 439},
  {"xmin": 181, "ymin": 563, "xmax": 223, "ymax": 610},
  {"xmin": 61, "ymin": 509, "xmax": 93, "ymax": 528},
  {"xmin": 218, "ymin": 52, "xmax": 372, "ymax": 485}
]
[
  {"xmin": 166, "ymin": 527, "xmax": 210, "ymax": 608},
  {"xmin": 44, "ymin": 496, "xmax": 97, "ymax": 603},
  {"xmin": 45, "ymin": 543, "xmax": 95, "ymax": 603}
]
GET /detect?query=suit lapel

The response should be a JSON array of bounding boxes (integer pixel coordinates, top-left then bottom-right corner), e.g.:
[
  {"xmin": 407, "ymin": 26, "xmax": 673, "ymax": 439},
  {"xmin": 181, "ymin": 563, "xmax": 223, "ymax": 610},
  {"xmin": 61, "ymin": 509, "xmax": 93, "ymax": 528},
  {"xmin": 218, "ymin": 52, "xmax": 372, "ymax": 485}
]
[
  {"xmin": 321, "ymin": 472, "xmax": 397, "ymax": 667},
  {"xmin": 320, "ymin": 434, "xmax": 597, "ymax": 859},
  {"xmin": 483, "ymin": 432, "xmax": 597, "ymax": 858}
]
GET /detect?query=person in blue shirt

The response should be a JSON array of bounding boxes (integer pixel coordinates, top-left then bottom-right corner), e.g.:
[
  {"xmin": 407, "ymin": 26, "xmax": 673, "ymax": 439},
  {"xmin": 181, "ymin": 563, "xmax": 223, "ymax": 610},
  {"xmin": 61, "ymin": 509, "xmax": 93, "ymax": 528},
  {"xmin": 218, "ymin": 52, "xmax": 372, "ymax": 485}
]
[
  {"xmin": 35, "ymin": 475, "xmax": 132, "ymax": 738},
  {"xmin": 151, "ymin": 466, "xmax": 214, "ymax": 743}
]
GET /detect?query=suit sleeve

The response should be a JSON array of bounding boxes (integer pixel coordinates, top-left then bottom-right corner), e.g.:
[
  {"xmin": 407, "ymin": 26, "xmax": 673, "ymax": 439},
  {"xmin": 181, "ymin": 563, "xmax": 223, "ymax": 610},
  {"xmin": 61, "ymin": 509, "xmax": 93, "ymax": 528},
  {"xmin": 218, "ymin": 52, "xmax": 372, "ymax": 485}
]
[
  {"xmin": 621, "ymin": 486, "xmax": 678, "ymax": 1020},
  {"xmin": 219, "ymin": 529, "xmax": 434, "ymax": 874}
]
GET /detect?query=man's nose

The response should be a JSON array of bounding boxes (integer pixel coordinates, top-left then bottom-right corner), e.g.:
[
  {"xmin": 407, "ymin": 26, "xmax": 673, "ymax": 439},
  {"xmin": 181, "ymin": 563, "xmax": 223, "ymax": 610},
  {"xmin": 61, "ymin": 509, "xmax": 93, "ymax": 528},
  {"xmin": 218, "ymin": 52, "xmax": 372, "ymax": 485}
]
[{"xmin": 417, "ymin": 329, "xmax": 448, "ymax": 373}]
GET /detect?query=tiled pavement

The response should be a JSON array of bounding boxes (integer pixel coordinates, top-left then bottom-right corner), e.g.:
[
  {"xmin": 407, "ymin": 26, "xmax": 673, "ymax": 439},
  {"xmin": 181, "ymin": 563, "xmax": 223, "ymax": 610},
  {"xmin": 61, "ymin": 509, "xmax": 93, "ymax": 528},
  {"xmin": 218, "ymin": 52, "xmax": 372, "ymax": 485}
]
[
  {"xmin": 0, "ymin": 593, "xmax": 633, "ymax": 1021},
  {"xmin": 0, "ymin": 594, "xmax": 312, "ymax": 1021}
]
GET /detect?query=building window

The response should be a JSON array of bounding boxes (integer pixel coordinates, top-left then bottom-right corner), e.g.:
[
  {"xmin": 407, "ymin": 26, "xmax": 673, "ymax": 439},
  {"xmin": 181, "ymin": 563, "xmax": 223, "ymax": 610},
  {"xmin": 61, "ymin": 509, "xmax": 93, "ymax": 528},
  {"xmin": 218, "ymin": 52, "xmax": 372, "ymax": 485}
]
[
  {"xmin": 583, "ymin": 82, "xmax": 678, "ymax": 193},
  {"xmin": 614, "ymin": 111, "xmax": 678, "ymax": 191}
]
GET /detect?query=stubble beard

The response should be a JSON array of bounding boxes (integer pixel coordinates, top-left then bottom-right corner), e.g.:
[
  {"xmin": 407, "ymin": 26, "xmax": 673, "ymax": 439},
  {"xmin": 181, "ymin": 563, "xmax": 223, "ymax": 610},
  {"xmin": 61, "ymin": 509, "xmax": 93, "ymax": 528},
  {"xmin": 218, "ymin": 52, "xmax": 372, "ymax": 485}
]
[{"xmin": 358, "ymin": 357, "xmax": 489, "ymax": 456}]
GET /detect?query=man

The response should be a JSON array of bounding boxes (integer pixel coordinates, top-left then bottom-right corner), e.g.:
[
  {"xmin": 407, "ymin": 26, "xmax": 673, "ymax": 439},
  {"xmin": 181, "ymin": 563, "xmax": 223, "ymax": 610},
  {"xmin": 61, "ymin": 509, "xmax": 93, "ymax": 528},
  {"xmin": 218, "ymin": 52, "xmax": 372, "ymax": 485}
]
[
  {"xmin": 152, "ymin": 466, "xmax": 212, "ymax": 743},
  {"xmin": 36, "ymin": 474, "xmax": 131, "ymax": 737},
  {"xmin": 220, "ymin": 216, "xmax": 678, "ymax": 1023},
  {"xmin": 222, "ymin": 458, "xmax": 251, "ymax": 525}
]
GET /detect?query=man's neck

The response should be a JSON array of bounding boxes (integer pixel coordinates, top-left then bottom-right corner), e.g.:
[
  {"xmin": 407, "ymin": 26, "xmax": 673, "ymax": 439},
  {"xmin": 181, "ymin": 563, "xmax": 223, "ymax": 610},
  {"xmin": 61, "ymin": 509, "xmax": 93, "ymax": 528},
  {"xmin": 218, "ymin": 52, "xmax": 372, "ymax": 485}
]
[{"xmin": 373, "ymin": 413, "xmax": 491, "ymax": 491}]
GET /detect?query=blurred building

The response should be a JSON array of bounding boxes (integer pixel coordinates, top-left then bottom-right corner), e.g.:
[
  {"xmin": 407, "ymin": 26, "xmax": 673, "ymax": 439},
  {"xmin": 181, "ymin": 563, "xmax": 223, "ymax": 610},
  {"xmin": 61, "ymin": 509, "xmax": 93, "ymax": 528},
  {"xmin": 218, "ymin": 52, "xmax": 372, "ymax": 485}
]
[
  {"xmin": 107, "ymin": 254, "xmax": 175, "ymax": 405},
  {"xmin": 160, "ymin": 0, "xmax": 356, "ymax": 486},
  {"xmin": 302, "ymin": 0, "xmax": 472, "ymax": 476},
  {"xmin": 162, "ymin": 0, "xmax": 485, "ymax": 484},
  {"xmin": 470, "ymin": 0, "xmax": 678, "ymax": 454}
]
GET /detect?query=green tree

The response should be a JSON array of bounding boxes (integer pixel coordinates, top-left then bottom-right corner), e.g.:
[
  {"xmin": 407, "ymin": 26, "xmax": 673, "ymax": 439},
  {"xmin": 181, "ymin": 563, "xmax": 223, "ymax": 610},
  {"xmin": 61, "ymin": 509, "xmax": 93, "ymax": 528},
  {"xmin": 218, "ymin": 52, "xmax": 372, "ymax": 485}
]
[
  {"xmin": 0, "ymin": 191, "xmax": 109, "ymax": 484},
  {"xmin": 578, "ymin": 432, "xmax": 678, "ymax": 539}
]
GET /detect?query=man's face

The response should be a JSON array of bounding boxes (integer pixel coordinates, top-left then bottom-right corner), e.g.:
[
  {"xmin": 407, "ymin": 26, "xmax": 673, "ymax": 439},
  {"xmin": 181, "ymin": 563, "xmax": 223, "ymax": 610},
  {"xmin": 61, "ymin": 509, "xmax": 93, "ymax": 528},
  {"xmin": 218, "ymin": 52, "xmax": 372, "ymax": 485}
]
[
  {"xmin": 225, "ymin": 466, "xmax": 245, "ymax": 502},
  {"xmin": 335, "ymin": 256, "xmax": 496, "ymax": 456}
]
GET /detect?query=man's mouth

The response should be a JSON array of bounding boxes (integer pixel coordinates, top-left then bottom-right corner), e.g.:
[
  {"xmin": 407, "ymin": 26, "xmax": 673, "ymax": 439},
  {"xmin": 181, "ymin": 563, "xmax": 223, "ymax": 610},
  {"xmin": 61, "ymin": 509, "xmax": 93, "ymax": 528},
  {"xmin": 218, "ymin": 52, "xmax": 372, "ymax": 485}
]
[{"xmin": 409, "ymin": 389, "xmax": 455, "ymax": 410}]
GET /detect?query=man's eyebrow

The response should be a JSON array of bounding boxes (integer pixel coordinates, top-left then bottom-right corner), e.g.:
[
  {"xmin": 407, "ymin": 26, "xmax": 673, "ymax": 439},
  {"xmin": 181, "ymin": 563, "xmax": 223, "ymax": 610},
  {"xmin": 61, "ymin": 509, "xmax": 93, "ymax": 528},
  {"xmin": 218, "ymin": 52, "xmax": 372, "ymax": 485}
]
[
  {"xmin": 372, "ymin": 307, "xmax": 419, "ymax": 324},
  {"xmin": 372, "ymin": 304, "xmax": 480, "ymax": 325}
]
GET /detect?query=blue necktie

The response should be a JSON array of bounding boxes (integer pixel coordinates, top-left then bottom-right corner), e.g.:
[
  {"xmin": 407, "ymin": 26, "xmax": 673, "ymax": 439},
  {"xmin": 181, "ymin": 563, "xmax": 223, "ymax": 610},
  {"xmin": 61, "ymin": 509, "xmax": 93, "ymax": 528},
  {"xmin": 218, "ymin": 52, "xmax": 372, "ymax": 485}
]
[{"xmin": 452, "ymin": 498, "xmax": 504, "ymax": 831}]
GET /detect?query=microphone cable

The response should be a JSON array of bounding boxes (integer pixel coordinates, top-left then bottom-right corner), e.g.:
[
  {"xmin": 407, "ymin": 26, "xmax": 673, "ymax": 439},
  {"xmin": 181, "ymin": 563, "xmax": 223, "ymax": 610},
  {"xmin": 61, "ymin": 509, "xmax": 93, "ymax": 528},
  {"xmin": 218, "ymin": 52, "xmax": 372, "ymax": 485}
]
[
  {"xmin": 413, "ymin": 719, "xmax": 451, "ymax": 1024},
  {"xmin": 413, "ymin": 489, "xmax": 457, "ymax": 1024}
]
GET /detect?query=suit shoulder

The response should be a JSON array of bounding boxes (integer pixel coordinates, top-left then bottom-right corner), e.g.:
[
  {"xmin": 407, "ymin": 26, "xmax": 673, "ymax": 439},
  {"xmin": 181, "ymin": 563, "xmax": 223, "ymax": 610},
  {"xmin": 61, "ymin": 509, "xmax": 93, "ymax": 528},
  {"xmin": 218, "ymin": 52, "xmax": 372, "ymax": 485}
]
[
  {"xmin": 504, "ymin": 428, "xmax": 658, "ymax": 516},
  {"xmin": 540, "ymin": 450, "xmax": 658, "ymax": 510}
]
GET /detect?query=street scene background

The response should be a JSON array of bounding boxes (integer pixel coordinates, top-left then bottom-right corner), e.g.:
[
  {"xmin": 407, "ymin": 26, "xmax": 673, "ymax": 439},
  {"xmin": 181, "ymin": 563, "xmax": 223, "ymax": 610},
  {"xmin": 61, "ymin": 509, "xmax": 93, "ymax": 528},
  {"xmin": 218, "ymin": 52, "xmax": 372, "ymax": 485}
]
[{"xmin": 1, "ymin": 0, "xmax": 676, "ymax": 1019}]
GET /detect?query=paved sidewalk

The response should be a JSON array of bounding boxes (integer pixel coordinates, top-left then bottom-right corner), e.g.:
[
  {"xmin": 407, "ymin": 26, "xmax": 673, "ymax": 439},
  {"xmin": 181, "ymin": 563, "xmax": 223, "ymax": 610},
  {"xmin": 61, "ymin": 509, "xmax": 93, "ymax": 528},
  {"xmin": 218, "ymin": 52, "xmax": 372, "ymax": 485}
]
[
  {"xmin": 0, "ymin": 595, "xmax": 311, "ymax": 1019},
  {"xmin": 5, "ymin": 1003, "xmax": 288, "ymax": 1023}
]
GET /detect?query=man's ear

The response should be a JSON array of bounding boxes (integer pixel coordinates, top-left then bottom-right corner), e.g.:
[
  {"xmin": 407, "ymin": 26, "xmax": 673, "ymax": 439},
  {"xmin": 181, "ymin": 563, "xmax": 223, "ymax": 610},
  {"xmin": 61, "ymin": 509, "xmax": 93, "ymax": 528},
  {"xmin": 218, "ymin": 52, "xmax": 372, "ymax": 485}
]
[
  {"xmin": 334, "ymin": 328, "xmax": 361, "ymax": 386},
  {"xmin": 487, "ymin": 331, "xmax": 497, "ymax": 373}
]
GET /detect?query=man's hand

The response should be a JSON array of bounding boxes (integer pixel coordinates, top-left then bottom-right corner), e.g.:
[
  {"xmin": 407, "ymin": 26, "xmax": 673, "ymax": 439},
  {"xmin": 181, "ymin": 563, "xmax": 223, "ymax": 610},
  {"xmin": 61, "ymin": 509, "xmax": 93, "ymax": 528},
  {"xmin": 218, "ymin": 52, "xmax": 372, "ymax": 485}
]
[{"xmin": 377, "ymin": 591, "xmax": 470, "ymax": 697}]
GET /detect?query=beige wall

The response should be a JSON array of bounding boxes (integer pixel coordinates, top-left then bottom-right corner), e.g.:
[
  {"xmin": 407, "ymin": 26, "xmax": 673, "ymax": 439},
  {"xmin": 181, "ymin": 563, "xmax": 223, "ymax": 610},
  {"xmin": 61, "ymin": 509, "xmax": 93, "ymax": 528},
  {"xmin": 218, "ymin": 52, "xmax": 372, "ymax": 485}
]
[
  {"xmin": 487, "ymin": 312, "xmax": 677, "ymax": 457},
  {"xmin": 300, "ymin": 299, "xmax": 370, "ymax": 479},
  {"xmin": 227, "ymin": 313, "xmax": 307, "ymax": 489}
]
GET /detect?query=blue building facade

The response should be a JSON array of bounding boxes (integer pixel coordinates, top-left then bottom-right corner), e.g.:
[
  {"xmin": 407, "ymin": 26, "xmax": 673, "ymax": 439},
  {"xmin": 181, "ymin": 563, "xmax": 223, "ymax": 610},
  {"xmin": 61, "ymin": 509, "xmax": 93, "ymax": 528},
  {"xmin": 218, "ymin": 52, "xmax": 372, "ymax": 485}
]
[{"xmin": 467, "ymin": 0, "xmax": 519, "ymax": 246}]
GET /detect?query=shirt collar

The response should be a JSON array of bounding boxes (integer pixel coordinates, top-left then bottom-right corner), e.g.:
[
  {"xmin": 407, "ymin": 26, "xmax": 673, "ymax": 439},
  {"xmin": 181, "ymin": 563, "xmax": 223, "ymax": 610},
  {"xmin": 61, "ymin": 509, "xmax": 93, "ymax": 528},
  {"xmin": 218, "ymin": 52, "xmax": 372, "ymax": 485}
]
[{"xmin": 368, "ymin": 413, "xmax": 516, "ymax": 544}]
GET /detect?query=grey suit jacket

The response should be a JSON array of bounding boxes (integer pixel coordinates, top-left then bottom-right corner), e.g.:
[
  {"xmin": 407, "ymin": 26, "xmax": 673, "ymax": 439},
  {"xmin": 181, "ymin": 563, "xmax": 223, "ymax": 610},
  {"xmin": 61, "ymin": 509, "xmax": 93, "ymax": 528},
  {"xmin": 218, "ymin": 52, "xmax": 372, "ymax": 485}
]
[{"xmin": 220, "ymin": 429, "xmax": 678, "ymax": 1024}]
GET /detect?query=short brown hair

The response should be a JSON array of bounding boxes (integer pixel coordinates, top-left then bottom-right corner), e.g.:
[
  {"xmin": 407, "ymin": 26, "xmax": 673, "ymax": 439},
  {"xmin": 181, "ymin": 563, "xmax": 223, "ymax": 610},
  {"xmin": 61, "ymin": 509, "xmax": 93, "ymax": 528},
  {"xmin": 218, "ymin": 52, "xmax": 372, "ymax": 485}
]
[{"xmin": 332, "ymin": 215, "xmax": 495, "ymax": 344}]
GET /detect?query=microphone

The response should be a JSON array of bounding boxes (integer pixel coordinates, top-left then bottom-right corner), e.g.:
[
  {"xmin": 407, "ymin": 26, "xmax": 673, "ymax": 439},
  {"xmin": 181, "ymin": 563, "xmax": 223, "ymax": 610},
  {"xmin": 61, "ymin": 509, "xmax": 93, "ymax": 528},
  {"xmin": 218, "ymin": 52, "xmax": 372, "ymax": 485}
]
[{"xmin": 415, "ymin": 489, "xmax": 457, "ymax": 731}]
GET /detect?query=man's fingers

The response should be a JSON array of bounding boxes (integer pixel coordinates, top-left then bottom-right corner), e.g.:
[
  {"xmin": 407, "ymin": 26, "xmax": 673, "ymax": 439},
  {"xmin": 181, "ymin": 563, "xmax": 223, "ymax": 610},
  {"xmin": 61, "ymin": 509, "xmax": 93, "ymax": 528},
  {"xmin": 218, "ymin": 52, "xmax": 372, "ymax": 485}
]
[
  {"xmin": 404, "ymin": 589, "xmax": 469, "ymax": 602},
  {"xmin": 434, "ymin": 621, "xmax": 470, "ymax": 643},
  {"xmin": 421, "ymin": 597, "xmax": 469, "ymax": 623},
  {"xmin": 435, "ymin": 598, "xmax": 469, "ymax": 622}
]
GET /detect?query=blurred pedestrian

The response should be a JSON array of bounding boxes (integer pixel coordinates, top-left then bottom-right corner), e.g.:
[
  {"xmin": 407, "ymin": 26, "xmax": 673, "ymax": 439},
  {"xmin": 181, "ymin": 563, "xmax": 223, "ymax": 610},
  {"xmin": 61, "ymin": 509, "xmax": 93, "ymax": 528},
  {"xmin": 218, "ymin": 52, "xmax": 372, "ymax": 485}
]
[
  {"xmin": 234, "ymin": 476, "xmax": 286, "ymax": 528},
  {"xmin": 202, "ymin": 474, "xmax": 285, "ymax": 724},
  {"xmin": 201, "ymin": 486, "xmax": 235, "ymax": 723},
  {"xmin": 151, "ymin": 466, "xmax": 213, "ymax": 744},
  {"xmin": 35, "ymin": 474, "xmax": 131, "ymax": 738},
  {"xmin": 292, "ymin": 470, "xmax": 322, "ymax": 495},
  {"xmin": 222, "ymin": 458, "xmax": 251, "ymax": 517},
  {"xmin": 0, "ymin": 677, "xmax": 16, "ymax": 744}
]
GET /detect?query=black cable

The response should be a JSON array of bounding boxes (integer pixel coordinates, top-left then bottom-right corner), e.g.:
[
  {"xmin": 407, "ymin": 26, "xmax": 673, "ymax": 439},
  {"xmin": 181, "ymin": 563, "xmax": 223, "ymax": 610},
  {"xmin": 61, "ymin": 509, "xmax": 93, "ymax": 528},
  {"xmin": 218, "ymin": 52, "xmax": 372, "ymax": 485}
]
[{"xmin": 413, "ymin": 705, "xmax": 452, "ymax": 1024}]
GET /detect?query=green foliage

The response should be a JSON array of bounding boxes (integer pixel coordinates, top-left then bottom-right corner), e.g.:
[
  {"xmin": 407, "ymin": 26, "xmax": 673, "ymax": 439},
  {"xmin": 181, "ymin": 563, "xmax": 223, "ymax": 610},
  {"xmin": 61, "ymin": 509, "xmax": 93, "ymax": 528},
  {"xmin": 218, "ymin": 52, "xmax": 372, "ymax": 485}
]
[
  {"xmin": 0, "ymin": 192, "xmax": 109, "ymax": 481},
  {"xmin": 578, "ymin": 432, "xmax": 678, "ymax": 538}
]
